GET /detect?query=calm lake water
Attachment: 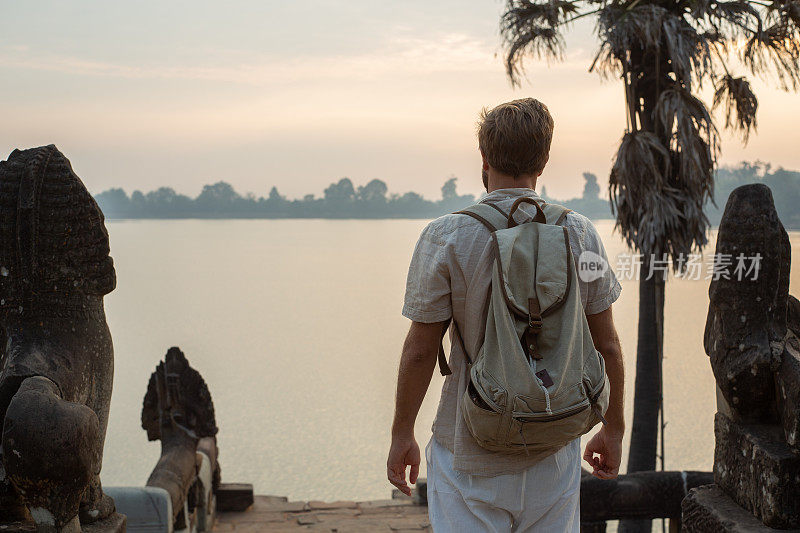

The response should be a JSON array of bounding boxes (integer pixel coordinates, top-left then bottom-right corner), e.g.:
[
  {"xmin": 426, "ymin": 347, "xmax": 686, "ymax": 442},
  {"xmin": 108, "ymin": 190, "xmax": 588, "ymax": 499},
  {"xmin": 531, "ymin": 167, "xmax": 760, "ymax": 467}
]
[{"xmin": 98, "ymin": 219, "xmax": 800, "ymax": 502}]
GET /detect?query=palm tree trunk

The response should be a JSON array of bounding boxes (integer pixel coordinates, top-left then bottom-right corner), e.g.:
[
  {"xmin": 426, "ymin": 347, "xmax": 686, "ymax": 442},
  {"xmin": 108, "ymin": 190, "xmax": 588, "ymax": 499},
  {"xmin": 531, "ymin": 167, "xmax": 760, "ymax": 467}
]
[
  {"xmin": 628, "ymin": 272, "xmax": 664, "ymax": 471},
  {"xmin": 625, "ymin": 42, "xmax": 667, "ymax": 475},
  {"xmin": 619, "ymin": 271, "xmax": 665, "ymax": 533}
]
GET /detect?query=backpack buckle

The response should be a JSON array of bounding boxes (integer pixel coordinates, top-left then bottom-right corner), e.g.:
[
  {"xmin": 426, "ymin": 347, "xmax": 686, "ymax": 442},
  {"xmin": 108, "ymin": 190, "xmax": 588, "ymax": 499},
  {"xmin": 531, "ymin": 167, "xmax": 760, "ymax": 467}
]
[
  {"xmin": 528, "ymin": 314, "xmax": 543, "ymax": 332},
  {"xmin": 524, "ymin": 332, "xmax": 543, "ymax": 361},
  {"xmin": 527, "ymin": 299, "xmax": 543, "ymax": 333}
]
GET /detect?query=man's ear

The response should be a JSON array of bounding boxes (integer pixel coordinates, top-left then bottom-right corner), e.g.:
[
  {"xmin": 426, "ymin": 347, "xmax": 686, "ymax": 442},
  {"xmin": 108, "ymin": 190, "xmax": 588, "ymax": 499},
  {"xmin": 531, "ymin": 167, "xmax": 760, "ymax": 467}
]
[
  {"xmin": 538, "ymin": 154, "xmax": 550, "ymax": 176},
  {"xmin": 480, "ymin": 150, "xmax": 489, "ymax": 171}
]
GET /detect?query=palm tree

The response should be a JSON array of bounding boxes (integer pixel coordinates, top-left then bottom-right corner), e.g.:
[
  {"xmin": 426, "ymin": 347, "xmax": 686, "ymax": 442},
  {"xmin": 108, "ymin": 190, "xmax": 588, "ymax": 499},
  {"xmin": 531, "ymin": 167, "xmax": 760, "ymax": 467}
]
[{"xmin": 500, "ymin": 0, "xmax": 799, "ymax": 529}]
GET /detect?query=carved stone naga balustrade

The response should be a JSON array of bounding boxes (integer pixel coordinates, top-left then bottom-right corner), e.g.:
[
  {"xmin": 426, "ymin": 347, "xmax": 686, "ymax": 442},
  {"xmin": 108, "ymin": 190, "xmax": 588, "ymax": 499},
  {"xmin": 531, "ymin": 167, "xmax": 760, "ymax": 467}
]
[
  {"xmin": 140, "ymin": 347, "xmax": 222, "ymax": 532},
  {"xmin": 682, "ymin": 183, "xmax": 800, "ymax": 531},
  {"xmin": 0, "ymin": 145, "xmax": 123, "ymax": 532}
]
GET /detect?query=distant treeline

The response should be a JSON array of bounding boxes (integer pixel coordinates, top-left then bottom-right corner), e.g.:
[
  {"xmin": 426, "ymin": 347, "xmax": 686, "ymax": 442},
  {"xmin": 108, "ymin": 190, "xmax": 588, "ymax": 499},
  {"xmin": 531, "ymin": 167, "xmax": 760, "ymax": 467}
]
[
  {"xmin": 95, "ymin": 178, "xmax": 477, "ymax": 219},
  {"xmin": 94, "ymin": 162, "xmax": 800, "ymax": 228},
  {"xmin": 707, "ymin": 162, "xmax": 800, "ymax": 229}
]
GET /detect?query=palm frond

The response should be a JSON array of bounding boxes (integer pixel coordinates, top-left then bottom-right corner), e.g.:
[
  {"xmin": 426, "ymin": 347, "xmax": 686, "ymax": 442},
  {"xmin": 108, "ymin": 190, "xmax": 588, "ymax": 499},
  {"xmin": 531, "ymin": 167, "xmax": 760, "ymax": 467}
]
[
  {"xmin": 689, "ymin": 0, "xmax": 715, "ymax": 20},
  {"xmin": 706, "ymin": 0, "xmax": 763, "ymax": 38},
  {"xmin": 504, "ymin": 26, "xmax": 567, "ymax": 84},
  {"xmin": 504, "ymin": 0, "xmax": 581, "ymax": 27},
  {"xmin": 772, "ymin": 0, "xmax": 800, "ymax": 28},
  {"xmin": 501, "ymin": 0, "xmax": 582, "ymax": 84},
  {"xmin": 662, "ymin": 15, "xmax": 715, "ymax": 85},
  {"xmin": 655, "ymin": 87, "xmax": 718, "ymax": 187},
  {"xmin": 609, "ymin": 131, "xmax": 671, "ymax": 256},
  {"xmin": 592, "ymin": 5, "xmax": 713, "ymax": 85},
  {"xmin": 497, "ymin": 0, "xmax": 796, "ymax": 262},
  {"xmin": 592, "ymin": 5, "xmax": 665, "ymax": 77},
  {"xmin": 712, "ymin": 74, "xmax": 759, "ymax": 141},
  {"xmin": 741, "ymin": 3, "xmax": 800, "ymax": 89},
  {"xmin": 610, "ymin": 129, "xmax": 710, "ymax": 262},
  {"xmin": 592, "ymin": 4, "xmax": 669, "ymax": 77}
]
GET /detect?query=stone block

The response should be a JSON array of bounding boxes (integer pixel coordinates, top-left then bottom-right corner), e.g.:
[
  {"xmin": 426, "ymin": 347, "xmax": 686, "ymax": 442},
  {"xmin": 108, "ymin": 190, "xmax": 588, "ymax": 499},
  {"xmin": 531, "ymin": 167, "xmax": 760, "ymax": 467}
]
[
  {"xmin": 103, "ymin": 486, "xmax": 171, "ymax": 533},
  {"xmin": 788, "ymin": 295, "xmax": 800, "ymax": 335},
  {"xmin": 391, "ymin": 489, "xmax": 412, "ymax": 500},
  {"xmin": 0, "ymin": 513, "xmax": 127, "ymax": 533},
  {"xmin": 252, "ymin": 495, "xmax": 307, "ymax": 512},
  {"xmin": 357, "ymin": 499, "xmax": 413, "ymax": 508},
  {"xmin": 388, "ymin": 518, "xmax": 430, "ymax": 531},
  {"xmin": 82, "ymin": 512, "xmax": 127, "ymax": 533},
  {"xmin": 777, "ymin": 334, "xmax": 800, "ymax": 449},
  {"xmin": 254, "ymin": 495, "xmax": 288, "ymax": 505},
  {"xmin": 413, "ymin": 479, "xmax": 427, "ymax": 506},
  {"xmin": 714, "ymin": 413, "xmax": 800, "ymax": 528},
  {"xmin": 296, "ymin": 513, "xmax": 320, "ymax": 525},
  {"xmin": 307, "ymin": 500, "xmax": 358, "ymax": 510},
  {"xmin": 682, "ymin": 484, "xmax": 795, "ymax": 532},
  {"xmin": 228, "ymin": 510, "xmax": 286, "ymax": 524},
  {"xmin": 215, "ymin": 483, "xmax": 254, "ymax": 512}
]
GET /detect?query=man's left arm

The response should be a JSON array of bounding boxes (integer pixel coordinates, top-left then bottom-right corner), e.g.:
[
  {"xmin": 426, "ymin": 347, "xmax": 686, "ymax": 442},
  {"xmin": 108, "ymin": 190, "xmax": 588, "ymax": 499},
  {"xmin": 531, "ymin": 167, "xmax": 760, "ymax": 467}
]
[
  {"xmin": 387, "ymin": 320, "xmax": 447, "ymax": 496},
  {"xmin": 583, "ymin": 305, "xmax": 625, "ymax": 479}
]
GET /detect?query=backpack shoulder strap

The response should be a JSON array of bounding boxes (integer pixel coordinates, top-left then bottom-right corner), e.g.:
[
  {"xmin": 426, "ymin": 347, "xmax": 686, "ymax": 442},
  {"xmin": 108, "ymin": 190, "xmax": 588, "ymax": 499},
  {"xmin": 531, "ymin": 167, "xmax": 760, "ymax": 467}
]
[
  {"xmin": 436, "ymin": 202, "xmax": 505, "ymax": 376},
  {"xmin": 437, "ymin": 316, "xmax": 469, "ymax": 376},
  {"xmin": 465, "ymin": 197, "xmax": 570, "ymax": 228},
  {"xmin": 454, "ymin": 202, "xmax": 509, "ymax": 232},
  {"xmin": 541, "ymin": 202, "xmax": 571, "ymax": 226}
]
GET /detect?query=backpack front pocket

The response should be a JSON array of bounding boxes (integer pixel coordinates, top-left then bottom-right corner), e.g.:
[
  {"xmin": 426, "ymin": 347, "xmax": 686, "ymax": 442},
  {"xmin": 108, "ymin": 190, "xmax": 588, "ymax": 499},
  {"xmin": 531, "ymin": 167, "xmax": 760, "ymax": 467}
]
[
  {"xmin": 509, "ymin": 401, "xmax": 598, "ymax": 450},
  {"xmin": 460, "ymin": 384, "xmax": 512, "ymax": 450}
]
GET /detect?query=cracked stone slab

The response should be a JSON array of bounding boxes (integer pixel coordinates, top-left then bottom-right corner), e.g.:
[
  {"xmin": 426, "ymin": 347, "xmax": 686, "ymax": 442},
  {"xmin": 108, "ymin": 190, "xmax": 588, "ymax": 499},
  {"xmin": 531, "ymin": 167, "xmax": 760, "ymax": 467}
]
[
  {"xmin": 296, "ymin": 513, "xmax": 321, "ymax": 526},
  {"xmin": 212, "ymin": 494, "xmax": 429, "ymax": 531},
  {"xmin": 714, "ymin": 413, "xmax": 800, "ymax": 529},
  {"xmin": 307, "ymin": 501, "xmax": 359, "ymax": 511},
  {"xmin": 357, "ymin": 499, "xmax": 414, "ymax": 509},
  {"xmin": 778, "ymin": 331, "xmax": 800, "ymax": 450},
  {"xmin": 682, "ymin": 484, "xmax": 798, "ymax": 532}
]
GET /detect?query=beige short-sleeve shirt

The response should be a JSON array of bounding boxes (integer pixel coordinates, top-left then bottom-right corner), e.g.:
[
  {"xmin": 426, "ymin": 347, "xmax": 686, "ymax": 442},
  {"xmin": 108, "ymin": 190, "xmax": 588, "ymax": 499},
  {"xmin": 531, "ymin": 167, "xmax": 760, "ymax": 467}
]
[{"xmin": 402, "ymin": 188, "xmax": 621, "ymax": 476}]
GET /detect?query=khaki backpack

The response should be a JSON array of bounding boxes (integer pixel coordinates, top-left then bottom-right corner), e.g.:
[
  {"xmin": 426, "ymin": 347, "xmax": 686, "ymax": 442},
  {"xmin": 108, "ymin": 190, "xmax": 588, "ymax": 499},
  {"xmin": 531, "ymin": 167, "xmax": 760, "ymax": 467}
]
[{"xmin": 438, "ymin": 196, "xmax": 609, "ymax": 456}]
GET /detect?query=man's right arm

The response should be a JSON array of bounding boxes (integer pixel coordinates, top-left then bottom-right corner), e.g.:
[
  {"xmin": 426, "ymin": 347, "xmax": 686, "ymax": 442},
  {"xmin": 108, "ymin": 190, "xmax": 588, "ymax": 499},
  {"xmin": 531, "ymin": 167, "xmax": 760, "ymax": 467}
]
[
  {"xmin": 387, "ymin": 320, "xmax": 447, "ymax": 496},
  {"xmin": 389, "ymin": 219, "xmax": 453, "ymax": 496}
]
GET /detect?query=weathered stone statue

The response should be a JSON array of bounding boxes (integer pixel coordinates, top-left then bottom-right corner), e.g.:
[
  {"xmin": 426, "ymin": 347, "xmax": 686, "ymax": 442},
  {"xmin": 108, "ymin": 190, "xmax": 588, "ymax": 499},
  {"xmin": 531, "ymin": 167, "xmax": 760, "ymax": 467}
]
[
  {"xmin": 683, "ymin": 183, "xmax": 800, "ymax": 531},
  {"xmin": 0, "ymin": 145, "xmax": 120, "ymax": 531},
  {"xmin": 141, "ymin": 347, "xmax": 219, "ymax": 531},
  {"xmin": 704, "ymin": 184, "xmax": 791, "ymax": 421}
]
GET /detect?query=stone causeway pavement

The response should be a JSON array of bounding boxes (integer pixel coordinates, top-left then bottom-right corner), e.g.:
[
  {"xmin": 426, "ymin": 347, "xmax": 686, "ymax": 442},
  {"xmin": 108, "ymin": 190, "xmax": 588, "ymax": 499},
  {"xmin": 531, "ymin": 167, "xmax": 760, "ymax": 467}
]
[{"xmin": 213, "ymin": 492, "xmax": 431, "ymax": 532}]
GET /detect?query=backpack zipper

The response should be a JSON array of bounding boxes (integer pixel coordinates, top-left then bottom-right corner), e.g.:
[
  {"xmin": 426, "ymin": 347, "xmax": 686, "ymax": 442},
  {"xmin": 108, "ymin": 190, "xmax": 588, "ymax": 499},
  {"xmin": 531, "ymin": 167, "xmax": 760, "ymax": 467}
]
[
  {"xmin": 513, "ymin": 400, "xmax": 589, "ymax": 423},
  {"xmin": 513, "ymin": 377, "xmax": 606, "ymax": 424},
  {"xmin": 589, "ymin": 378, "xmax": 605, "ymax": 404}
]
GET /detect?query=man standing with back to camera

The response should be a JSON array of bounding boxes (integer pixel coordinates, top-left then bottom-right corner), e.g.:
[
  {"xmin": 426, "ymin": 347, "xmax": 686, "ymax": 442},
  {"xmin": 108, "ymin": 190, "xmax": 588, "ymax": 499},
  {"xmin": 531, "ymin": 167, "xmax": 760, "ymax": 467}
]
[{"xmin": 387, "ymin": 98, "xmax": 625, "ymax": 532}]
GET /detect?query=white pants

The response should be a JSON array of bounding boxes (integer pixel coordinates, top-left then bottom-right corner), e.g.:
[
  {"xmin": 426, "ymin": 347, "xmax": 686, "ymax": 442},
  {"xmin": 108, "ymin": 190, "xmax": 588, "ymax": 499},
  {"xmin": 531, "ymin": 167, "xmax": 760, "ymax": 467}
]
[{"xmin": 426, "ymin": 437, "xmax": 580, "ymax": 532}]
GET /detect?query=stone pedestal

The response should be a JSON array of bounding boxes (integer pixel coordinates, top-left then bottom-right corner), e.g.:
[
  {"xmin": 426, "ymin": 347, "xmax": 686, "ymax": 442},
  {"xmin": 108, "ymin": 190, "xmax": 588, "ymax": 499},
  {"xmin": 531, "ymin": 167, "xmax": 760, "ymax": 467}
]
[
  {"xmin": 713, "ymin": 413, "xmax": 800, "ymax": 529},
  {"xmin": 0, "ymin": 513, "xmax": 126, "ymax": 532},
  {"xmin": 215, "ymin": 483, "xmax": 254, "ymax": 512},
  {"xmin": 103, "ymin": 487, "xmax": 169, "ymax": 532},
  {"xmin": 83, "ymin": 513, "xmax": 127, "ymax": 532},
  {"xmin": 682, "ymin": 485, "xmax": 798, "ymax": 533},
  {"xmin": 777, "ymin": 336, "xmax": 800, "ymax": 448}
]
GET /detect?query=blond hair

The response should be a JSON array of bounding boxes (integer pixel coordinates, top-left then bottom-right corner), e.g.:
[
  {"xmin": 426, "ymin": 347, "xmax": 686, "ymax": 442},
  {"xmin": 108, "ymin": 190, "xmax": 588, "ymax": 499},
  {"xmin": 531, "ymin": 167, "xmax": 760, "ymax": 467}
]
[{"xmin": 477, "ymin": 98, "xmax": 554, "ymax": 178}]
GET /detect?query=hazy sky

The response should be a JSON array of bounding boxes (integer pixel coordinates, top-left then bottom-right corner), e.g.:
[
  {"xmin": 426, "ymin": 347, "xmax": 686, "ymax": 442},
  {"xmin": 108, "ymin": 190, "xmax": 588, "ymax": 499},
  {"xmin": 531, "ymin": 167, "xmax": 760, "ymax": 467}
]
[{"xmin": 1, "ymin": 1, "xmax": 798, "ymax": 200}]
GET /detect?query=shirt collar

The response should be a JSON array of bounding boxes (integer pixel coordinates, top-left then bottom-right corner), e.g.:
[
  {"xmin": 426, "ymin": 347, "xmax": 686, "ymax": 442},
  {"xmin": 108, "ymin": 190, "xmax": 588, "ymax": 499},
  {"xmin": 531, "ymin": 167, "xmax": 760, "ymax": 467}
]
[{"xmin": 481, "ymin": 188, "xmax": 540, "ymax": 202}]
